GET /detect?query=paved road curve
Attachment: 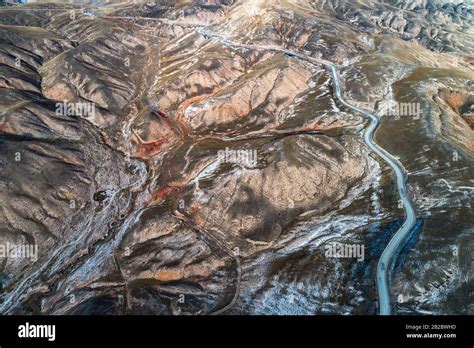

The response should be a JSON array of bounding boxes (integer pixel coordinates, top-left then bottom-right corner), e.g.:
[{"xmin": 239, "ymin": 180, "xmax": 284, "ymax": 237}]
[{"xmin": 326, "ymin": 65, "xmax": 417, "ymax": 315}]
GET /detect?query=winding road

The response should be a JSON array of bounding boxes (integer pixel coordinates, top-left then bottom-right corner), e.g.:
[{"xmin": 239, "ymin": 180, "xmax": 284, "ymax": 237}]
[
  {"xmin": 198, "ymin": 29, "xmax": 417, "ymax": 315},
  {"xmin": 326, "ymin": 65, "xmax": 417, "ymax": 315}
]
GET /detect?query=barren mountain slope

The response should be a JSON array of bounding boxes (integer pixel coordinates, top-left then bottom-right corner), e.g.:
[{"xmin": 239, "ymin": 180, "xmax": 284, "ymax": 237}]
[{"xmin": 0, "ymin": 0, "xmax": 472, "ymax": 315}]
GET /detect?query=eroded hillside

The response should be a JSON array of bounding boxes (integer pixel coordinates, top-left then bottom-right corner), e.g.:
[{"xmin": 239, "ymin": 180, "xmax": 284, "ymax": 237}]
[{"xmin": 0, "ymin": 0, "xmax": 472, "ymax": 315}]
